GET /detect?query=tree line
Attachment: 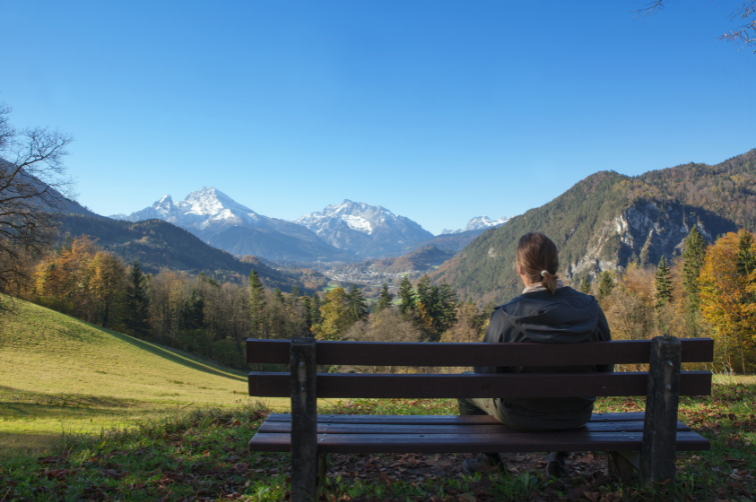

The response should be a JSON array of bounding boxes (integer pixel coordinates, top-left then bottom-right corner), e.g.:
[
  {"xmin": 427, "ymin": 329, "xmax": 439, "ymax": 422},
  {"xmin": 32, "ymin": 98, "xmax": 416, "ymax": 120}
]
[
  {"xmin": 2, "ymin": 234, "xmax": 500, "ymax": 371},
  {"xmin": 589, "ymin": 226, "xmax": 755, "ymax": 374}
]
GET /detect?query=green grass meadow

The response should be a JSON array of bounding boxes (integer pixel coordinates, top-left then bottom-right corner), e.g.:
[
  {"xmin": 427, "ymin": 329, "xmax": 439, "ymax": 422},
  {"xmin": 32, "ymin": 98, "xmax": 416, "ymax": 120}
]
[
  {"xmin": 1, "ymin": 298, "xmax": 755, "ymax": 500},
  {"xmin": 0, "ymin": 298, "xmax": 292, "ymax": 455}
]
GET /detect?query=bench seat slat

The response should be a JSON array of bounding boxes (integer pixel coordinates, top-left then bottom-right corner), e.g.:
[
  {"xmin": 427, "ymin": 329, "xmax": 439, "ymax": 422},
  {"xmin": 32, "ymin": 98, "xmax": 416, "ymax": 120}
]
[
  {"xmin": 264, "ymin": 412, "xmax": 648, "ymax": 424},
  {"xmin": 249, "ymin": 430, "xmax": 710, "ymax": 454},
  {"xmin": 249, "ymin": 371, "xmax": 712, "ymax": 399},
  {"xmin": 246, "ymin": 338, "xmax": 714, "ymax": 366},
  {"xmin": 258, "ymin": 420, "xmax": 691, "ymax": 435}
]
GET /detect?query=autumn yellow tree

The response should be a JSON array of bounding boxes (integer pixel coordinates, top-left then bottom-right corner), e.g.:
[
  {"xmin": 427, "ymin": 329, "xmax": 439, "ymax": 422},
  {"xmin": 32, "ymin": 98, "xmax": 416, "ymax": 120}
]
[
  {"xmin": 311, "ymin": 287, "xmax": 352, "ymax": 341},
  {"xmin": 698, "ymin": 229, "xmax": 756, "ymax": 373}
]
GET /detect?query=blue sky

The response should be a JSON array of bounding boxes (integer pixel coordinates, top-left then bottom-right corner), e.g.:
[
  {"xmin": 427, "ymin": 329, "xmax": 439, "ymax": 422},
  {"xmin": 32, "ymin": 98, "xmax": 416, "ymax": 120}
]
[{"xmin": 1, "ymin": 0, "xmax": 754, "ymax": 235}]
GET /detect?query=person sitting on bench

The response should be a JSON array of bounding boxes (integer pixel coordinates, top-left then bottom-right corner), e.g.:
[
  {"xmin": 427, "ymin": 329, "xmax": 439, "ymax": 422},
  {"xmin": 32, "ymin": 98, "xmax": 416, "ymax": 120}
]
[{"xmin": 459, "ymin": 232, "xmax": 613, "ymax": 478}]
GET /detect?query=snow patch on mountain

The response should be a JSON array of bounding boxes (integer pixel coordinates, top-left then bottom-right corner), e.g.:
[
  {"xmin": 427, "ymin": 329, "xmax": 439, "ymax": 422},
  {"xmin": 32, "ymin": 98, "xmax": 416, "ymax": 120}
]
[
  {"xmin": 110, "ymin": 187, "xmax": 264, "ymax": 230},
  {"xmin": 296, "ymin": 200, "xmax": 396, "ymax": 236},
  {"xmin": 295, "ymin": 200, "xmax": 434, "ymax": 257},
  {"xmin": 440, "ymin": 215, "xmax": 509, "ymax": 235}
]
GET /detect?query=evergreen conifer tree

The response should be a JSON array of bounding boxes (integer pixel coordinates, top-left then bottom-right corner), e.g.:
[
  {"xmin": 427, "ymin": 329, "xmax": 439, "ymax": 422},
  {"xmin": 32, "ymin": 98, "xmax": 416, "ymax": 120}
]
[
  {"xmin": 682, "ymin": 226, "xmax": 707, "ymax": 310},
  {"xmin": 124, "ymin": 260, "xmax": 151, "ymax": 338},
  {"xmin": 597, "ymin": 271, "xmax": 614, "ymax": 301},
  {"xmin": 580, "ymin": 277, "xmax": 592, "ymax": 295},
  {"xmin": 346, "ymin": 285, "xmax": 369, "ymax": 323},
  {"xmin": 437, "ymin": 281, "xmax": 459, "ymax": 334},
  {"xmin": 377, "ymin": 283, "xmax": 394, "ymax": 311},
  {"xmin": 655, "ymin": 255, "xmax": 673, "ymax": 310},
  {"xmin": 736, "ymin": 229, "xmax": 756, "ymax": 277},
  {"xmin": 249, "ymin": 270, "xmax": 266, "ymax": 339},
  {"xmin": 398, "ymin": 276, "xmax": 416, "ymax": 316},
  {"xmin": 302, "ymin": 295, "xmax": 312, "ymax": 329},
  {"xmin": 310, "ymin": 293, "xmax": 322, "ymax": 327}
]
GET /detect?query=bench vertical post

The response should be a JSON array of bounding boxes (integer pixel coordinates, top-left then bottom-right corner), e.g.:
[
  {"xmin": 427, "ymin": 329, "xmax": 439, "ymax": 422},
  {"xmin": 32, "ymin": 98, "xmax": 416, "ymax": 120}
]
[
  {"xmin": 641, "ymin": 335, "xmax": 682, "ymax": 484},
  {"xmin": 290, "ymin": 337, "xmax": 317, "ymax": 502}
]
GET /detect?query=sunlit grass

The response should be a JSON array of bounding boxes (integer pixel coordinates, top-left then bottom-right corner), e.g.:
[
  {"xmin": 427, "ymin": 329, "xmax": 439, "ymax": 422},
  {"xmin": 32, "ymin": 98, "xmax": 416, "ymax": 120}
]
[{"xmin": 0, "ymin": 298, "xmax": 292, "ymax": 452}]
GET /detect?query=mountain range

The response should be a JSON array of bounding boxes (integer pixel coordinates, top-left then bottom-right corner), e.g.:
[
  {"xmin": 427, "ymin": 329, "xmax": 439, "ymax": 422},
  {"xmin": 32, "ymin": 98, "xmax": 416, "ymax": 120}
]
[
  {"xmin": 111, "ymin": 191, "xmax": 439, "ymax": 261},
  {"xmin": 111, "ymin": 188, "xmax": 352, "ymax": 262},
  {"xmin": 432, "ymin": 149, "xmax": 756, "ymax": 304}
]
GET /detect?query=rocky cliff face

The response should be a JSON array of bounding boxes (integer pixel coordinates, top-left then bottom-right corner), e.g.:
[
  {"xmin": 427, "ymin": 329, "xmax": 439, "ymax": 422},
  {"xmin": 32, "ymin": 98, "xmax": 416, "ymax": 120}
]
[{"xmin": 569, "ymin": 201, "xmax": 727, "ymax": 279}]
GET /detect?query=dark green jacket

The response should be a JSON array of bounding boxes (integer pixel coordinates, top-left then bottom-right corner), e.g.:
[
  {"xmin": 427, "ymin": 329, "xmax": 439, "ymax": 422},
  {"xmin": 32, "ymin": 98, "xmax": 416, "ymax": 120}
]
[{"xmin": 477, "ymin": 286, "xmax": 613, "ymax": 430}]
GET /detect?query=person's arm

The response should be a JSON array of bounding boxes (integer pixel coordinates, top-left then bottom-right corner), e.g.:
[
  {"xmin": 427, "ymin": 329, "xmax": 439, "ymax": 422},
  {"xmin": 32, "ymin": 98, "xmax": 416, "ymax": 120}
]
[
  {"xmin": 474, "ymin": 308, "xmax": 513, "ymax": 374},
  {"xmin": 595, "ymin": 308, "xmax": 614, "ymax": 373}
]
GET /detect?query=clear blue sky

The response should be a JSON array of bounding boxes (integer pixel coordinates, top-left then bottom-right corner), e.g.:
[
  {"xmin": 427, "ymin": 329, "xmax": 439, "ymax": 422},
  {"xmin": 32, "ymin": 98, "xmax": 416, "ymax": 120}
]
[{"xmin": 1, "ymin": 0, "xmax": 754, "ymax": 235}]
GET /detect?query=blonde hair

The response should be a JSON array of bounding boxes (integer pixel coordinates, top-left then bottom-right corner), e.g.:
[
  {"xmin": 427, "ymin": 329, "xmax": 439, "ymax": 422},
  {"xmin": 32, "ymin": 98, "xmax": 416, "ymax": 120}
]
[{"xmin": 516, "ymin": 232, "xmax": 560, "ymax": 294}]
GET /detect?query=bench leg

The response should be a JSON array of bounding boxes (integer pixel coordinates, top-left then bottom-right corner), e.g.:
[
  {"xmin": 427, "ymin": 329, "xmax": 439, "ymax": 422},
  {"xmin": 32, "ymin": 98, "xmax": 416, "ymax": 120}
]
[
  {"xmin": 317, "ymin": 454, "xmax": 328, "ymax": 487},
  {"xmin": 608, "ymin": 451, "xmax": 640, "ymax": 481},
  {"xmin": 641, "ymin": 335, "xmax": 682, "ymax": 485},
  {"xmin": 290, "ymin": 337, "xmax": 318, "ymax": 502}
]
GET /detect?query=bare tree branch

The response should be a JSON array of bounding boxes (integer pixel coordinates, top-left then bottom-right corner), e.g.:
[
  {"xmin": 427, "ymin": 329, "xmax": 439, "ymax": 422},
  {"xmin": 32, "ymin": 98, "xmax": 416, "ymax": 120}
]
[
  {"xmin": 0, "ymin": 102, "xmax": 75, "ymax": 307},
  {"xmin": 634, "ymin": 1, "xmax": 756, "ymax": 53}
]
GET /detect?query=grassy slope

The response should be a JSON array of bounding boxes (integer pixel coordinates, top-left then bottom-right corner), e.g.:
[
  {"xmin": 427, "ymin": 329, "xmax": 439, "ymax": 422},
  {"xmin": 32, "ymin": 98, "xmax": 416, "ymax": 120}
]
[{"xmin": 0, "ymin": 298, "xmax": 289, "ymax": 450}]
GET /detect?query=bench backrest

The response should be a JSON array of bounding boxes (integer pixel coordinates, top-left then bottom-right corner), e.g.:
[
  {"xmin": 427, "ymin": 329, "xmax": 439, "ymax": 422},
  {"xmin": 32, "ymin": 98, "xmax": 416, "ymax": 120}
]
[{"xmin": 246, "ymin": 338, "xmax": 714, "ymax": 399}]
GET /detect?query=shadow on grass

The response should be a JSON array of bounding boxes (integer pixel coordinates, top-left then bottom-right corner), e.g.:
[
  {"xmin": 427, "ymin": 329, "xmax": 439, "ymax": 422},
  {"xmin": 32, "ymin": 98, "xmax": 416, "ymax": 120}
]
[
  {"xmin": 0, "ymin": 432, "xmax": 60, "ymax": 457},
  {"xmin": 66, "ymin": 314, "xmax": 248, "ymax": 383}
]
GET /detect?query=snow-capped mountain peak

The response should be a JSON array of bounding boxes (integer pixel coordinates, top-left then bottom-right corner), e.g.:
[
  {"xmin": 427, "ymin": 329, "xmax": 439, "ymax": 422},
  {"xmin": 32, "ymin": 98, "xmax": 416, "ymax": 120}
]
[
  {"xmin": 440, "ymin": 215, "xmax": 509, "ymax": 235},
  {"xmin": 108, "ymin": 187, "xmax": 263, "ymax": 228},
  {"xmin": 295, "ymin": 200, "xmax": 434, "ymax": 257},
  {"xmin": 297, "ymin": 199, "xmax": 394, "ymax": 236}
]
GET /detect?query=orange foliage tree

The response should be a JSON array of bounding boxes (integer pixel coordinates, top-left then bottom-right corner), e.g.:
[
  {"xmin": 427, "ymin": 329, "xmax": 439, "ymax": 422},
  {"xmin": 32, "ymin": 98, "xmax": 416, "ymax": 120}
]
[{"xmin": 698, "ymin": 229, "xmax": 756, "ymax": 373}]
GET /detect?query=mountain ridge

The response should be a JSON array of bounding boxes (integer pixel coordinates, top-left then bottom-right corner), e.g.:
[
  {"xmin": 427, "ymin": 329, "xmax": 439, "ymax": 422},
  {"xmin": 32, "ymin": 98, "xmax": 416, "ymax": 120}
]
[
  {"xmin": 111, "ymin": 188, "xmax": 353, "ymax": 262},
  {"xmin": 432, "ymin": 149, "xmax": 756, "ymax": 304}
]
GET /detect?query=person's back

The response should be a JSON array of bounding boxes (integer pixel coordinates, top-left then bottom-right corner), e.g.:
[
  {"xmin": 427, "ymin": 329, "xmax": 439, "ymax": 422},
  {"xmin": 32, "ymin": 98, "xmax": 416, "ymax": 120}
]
[
  {"xmin": 480, "ymin": 285, "xmax": 612, "ymax": 430},
  {"xmin": 458, "ymin": 232, "xmax": 612, "ymax": 477}
]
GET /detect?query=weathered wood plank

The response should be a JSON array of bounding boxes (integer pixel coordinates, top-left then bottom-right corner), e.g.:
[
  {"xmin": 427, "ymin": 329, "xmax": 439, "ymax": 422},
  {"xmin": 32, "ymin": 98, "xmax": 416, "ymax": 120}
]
[
  {"xmin": 258, "ymin": 420, "xmax": 690, "ymax": 435},
  {"xmin": 246, "ymin": 338, "xmax": 714, "ymax": 366},
  {"xmin": 248, "ymin": 371, "xmax": 712, "ymax": 399},
  {"xmin": 248, "ymin": 430, "xmax": 710, "ymax": 454},
  {"xmin": 264, "ymin": 411, "xmax": 649, "ymax": 424}
]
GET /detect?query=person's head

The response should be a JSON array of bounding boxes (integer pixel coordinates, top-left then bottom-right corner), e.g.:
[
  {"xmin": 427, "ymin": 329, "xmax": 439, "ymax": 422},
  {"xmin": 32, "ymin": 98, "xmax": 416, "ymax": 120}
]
[{"xmin": 515, "ymin": 232, "xmax": 559, "ymax": 294}]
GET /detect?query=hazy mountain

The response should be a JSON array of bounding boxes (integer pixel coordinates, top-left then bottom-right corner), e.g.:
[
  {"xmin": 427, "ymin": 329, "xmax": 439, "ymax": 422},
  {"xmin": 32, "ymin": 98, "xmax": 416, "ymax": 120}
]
[
  {"xmin": 441, "ymin": 215, "xmax": 509, "ymax": 235},
  {"xmin": 59, "ymin": 215, "xmax": 313, "ymax": 293},
  {"xmin": 111, "ymin": 187, "xmax": 352, "ymax": 262},
  {"xmin": 295, "ymin": 200, "xmax": 434, "ymax": 258},
  {"xmin": 432, "ymin": 149, "xmax": 756, "ymax": 304}
]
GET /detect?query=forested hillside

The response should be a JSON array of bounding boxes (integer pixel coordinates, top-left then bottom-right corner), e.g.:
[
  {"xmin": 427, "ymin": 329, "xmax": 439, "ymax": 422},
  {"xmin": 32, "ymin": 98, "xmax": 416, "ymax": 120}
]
[
  {"xmin": 59, "ymin": 215, "xmax": 309, "ymax": 292},
  {"xmin": 434, "ymin": 149, "xmax": 756, "ymax": 304}
]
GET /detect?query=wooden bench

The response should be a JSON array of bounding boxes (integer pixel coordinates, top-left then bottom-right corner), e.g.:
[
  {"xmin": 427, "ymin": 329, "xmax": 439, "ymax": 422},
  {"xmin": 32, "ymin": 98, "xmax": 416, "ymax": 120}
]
[{"xmin": 246, "ymin": 336, "xmax": 713, "ymax": 502}]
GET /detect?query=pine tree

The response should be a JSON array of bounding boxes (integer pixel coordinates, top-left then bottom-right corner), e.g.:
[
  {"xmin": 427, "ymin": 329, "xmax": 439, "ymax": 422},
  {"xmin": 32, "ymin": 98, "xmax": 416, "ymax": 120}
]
[
  {"xmin": 377, "ymin": 283, "xmax": 394, "ymax": 311},
  {"xmin": 682, "ymin": 226, "xmax": 707, "ymax": 310},
  {"xmin": 310, "ymin": 293, "xmax": 322, "ymax": 327},
  {"xmin": 398, "ymin": 276, "xmax": 416, "ymax": 316},
  {"xmin": 736, "ymin": 229, "xmax": 756, "ymax": 277},
  {"xmin": 302, "ymin": 295, "xmax": 312, "ymax": 329},
  {"xmin": 437, "ymin": 281, "xmax": 459, "ymax": 334},
  {"xmin": 655, "ymin": 255, "xmax": 672, "ymax": 310},
  {"xmin": 124, "ymin": 260, "xmax": 151, "ymax": 338},
  {"xmin": 346, "ymin": 285, "xmax": 369, "ymax": 323},
  {"xmin": 682, "ymin": 226, "xmax": 707, "ymax": 336},
  {"xmin": 597, "ymin": 271, "xmax": 614, "ymax": 301},
  {"xmin": 580, "ymin": 277, "xmax": 592, "ymax": 295},
  {"xmin": 249, "ymin": 270, "xmax": 266, "ymax": 339}
]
